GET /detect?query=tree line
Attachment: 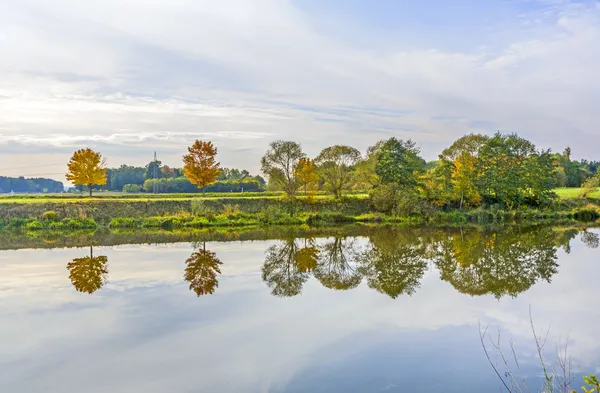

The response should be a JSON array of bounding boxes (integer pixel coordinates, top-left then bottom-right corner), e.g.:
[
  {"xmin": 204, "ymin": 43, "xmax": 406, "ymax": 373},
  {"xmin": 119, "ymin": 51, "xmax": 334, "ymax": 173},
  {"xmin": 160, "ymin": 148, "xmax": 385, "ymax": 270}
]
[
  {"xmin": 66, "ymin": 133, "xmax": 600, "ymax": 209},
  {"xmin": 0, "ymin": 176, "xmax": 64, "ymax": 194},
  {"xmin": 67, "ymin": 142, "xmax": 265, "ymax": 195}
]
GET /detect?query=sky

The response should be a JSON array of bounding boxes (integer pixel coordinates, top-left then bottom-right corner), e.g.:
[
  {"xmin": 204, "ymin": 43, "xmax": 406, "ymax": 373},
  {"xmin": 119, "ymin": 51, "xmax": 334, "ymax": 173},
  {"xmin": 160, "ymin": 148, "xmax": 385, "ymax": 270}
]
[{"xmin": 1, "ymin": 0, "xmax": 600, "ymax": 182}]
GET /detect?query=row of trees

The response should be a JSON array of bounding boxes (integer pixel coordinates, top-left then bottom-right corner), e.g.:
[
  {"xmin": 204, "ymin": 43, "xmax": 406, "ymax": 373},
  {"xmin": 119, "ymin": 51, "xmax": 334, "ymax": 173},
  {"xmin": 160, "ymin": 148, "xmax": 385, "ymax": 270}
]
[
  {"xmin": 0, "ymin": 176, "xmax": 64, "ymax": 194},
  {"xmin": 259, "ymin": 133, "xmax": 565, "ymax": 210},
  {"xmin": 66, "ymin": 226, "xmax": 597, "ymax": 298},
  {"xmin": 66, "ymin": 141, "xmax": 264, "ymax": 196},
  {"xmin": 66, "ymin": 133, "xmax": 598, "ymax": 207}
]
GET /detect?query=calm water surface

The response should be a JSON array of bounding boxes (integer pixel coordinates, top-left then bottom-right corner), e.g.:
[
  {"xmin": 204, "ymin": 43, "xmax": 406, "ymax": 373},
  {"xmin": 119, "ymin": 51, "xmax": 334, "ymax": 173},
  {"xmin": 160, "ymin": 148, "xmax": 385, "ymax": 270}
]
[{"xmin": 1, "ymin": 226, "xmax": 599, "ymax": 392}]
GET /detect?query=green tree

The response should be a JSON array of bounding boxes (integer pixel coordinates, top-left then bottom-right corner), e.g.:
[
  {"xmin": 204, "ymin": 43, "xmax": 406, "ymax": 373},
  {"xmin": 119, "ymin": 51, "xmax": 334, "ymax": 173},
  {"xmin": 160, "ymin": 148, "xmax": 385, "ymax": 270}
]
[
  {"xmin": 432, "ymin": 134, "xmax": 489, "ymax": 208},
  {"xmin": 350, "ymin": 141, "xmax": 385, "ymax": 190},
  {"xmin": 315, "ymin": 145, "xmax": 361, "ymax": 199},
  {"xmin": 261, "ymin": 140, "xmax": 305, "ymax": 198},
  {"xmin": 375, "ymin": 138, "xmax": 425, "ymax": 186},
  {"xmin": 439, "ymin": 134, "xmax": 489, "ymax": 162},
  {"xmin": 145, "ymin": 159, "xmax": 162, "ymax": 180},
  {"xmin": 476, "ymin": 133, "xmax": 556, "ymax": 208}
]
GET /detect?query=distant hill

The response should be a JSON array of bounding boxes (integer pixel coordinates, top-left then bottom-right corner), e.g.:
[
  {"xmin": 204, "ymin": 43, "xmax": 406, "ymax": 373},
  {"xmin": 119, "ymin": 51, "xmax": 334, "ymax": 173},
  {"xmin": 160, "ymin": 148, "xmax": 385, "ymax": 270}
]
[{"xmin": 0, "ymin": 176, "xmax": 64, "ymax": 193}]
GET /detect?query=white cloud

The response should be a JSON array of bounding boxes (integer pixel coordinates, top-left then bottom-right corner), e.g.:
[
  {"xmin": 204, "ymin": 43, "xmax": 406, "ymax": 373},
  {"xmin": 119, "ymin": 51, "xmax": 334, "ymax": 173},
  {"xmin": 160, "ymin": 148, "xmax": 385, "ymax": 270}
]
[{"xmin": 0, "ymin": 0, "xmax": 599, "ymax": 177}]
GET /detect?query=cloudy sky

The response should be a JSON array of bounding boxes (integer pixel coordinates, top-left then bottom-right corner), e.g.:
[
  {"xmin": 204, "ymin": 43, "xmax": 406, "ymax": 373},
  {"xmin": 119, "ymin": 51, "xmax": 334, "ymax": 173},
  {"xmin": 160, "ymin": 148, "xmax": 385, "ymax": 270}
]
[{"xmin": 1, "ymin": 0, "xmax": 599, "ymax": 182}]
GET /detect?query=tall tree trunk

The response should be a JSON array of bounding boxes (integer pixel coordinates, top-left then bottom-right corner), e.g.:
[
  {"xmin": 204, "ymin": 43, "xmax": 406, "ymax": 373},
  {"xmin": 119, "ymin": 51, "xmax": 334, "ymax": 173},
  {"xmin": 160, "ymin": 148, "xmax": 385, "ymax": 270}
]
[
  {"xmin": 459, "ymin": 191, "xmax": 464, "ymax": 209},
  {"xmin": 89, "ymin": 185, "xmax": 93, "ymax": 197}
]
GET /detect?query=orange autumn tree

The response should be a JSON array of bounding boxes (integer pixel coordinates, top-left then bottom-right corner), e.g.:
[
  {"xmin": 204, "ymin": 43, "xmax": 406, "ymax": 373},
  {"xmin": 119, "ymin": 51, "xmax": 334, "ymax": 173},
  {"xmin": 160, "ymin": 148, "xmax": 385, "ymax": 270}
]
[
  {"xmin": 66, "ymin": 148, "xmax": 107, "ymax": 197},
  {"xmin": 294, "ymin": 157, "xmax": 319, "ymax": 196},
  {"xmin": 182, "ymin": 140, "xmax": 221, "ymax": 195}
]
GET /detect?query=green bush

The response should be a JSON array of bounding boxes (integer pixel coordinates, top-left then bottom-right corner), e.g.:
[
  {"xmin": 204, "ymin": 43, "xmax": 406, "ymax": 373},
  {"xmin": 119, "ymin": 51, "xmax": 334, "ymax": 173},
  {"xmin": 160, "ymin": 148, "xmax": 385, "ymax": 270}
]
[
  {"xmin": 110, "ymin": 217, "xmax": 140, "ymax": 228},
  {"xmin": 258, "ymin": 205, "xmax": 287, "ymax": 224},
  {"xmin": 370, "ymin": 184, "xmax": 424, "ymax": 216},
  {"xmin": 223, "ymin": 204, "xmax": 241, "ymax": 218},
  {"xmin": 191, "ymin": 199, "xmax": 214, "ymax": 216},
  {"xmin": 25, "ymin": 220, "xmax": 44, "ymax": 230},
  {"xmin": 307, "ymin": 212, "xmax": 355, "ymax": 225},
  {"xmin": 41, "ymin": 210, "xmax": 59, "ymax": 222}
]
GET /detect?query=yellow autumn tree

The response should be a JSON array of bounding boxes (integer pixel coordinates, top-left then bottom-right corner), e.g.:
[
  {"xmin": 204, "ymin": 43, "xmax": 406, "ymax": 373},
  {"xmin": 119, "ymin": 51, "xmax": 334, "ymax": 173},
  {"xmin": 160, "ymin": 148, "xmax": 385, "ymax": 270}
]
[
  {"xmin": 294, "ymin": 157, "xmax": 319, "ymax": 196},
  {"xmin": 182, "ymin": 140, "xmax": 221, "ymax": 195},
  {"xmin": 66, "ymin": 148, "xmax": 107, "ymax": 197},
  {"xmin": 452, "ymin": 152, "xmax": 480, "ymax": 208}
]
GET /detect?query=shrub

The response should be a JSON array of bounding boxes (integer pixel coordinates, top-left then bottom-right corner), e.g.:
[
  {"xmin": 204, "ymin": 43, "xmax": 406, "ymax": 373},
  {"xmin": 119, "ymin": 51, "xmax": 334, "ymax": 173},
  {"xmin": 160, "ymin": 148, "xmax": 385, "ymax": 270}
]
[
  {"xmin": 110, "ymin": 217, "xmax": 140, "ymax": 228},
  {"xmin": 191, "ymin": 199, "xmax": 215, "ymax": 216},
  {"xmin": 25, "ymin": 220, "xmax": 44, "ymax": 230},
  {"xmin": 258, "ymin": 205, "xmax": 287, "ymax": 224},
  {"xmin": 307, "ymin": 212, "xmax": 355, "ymax": 225},
  {"xmin": 41, "ymin": 210, "xmax": 59, "ymax": 222},
  {"xmin": 370, "ymin": 184, "xmax": 424, "ymax": 216},
  {"xmin": 223, "ymin": 204, "xmax": 241, "ymax": 217}
]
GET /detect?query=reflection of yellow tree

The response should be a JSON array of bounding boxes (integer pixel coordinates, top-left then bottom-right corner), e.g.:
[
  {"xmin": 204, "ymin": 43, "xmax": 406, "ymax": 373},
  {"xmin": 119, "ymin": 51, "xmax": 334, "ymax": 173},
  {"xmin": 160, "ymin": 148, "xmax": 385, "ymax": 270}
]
[
  {"xmin": 295, "ymin": 238, "xmax": 319, "ymax": 273},
  {"xmin": 262, "ymin": 239, "xmax": 309, "ymax": 297},
  {"xmin": 67, "ymin": 246, "xmax": 108, "ymax": 294},
  {"xmin": 314, "ymin": 237, "xmax": 362, "ymax": 291},
  {"xmin": 434, "ymin": 227, "xmax": 560, "ymax": 298},
  {"xmin": 184, "ymin": 243, "xmax": 222, "ymax": 296},
  {"xmin": 358, "ymin": 229, "xmax": 428, "ymax": 298}
]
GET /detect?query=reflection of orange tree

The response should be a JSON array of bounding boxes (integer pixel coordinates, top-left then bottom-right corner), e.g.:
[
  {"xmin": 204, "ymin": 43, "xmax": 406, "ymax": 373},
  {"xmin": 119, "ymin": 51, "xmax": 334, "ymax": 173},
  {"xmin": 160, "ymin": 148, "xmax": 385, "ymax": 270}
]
[
  {"xmin": 313, "ymin": 237, "xmax": 362, "ymax": 291},
  {"xmin": 184, "ymin": 243, "xmax": 223, "ymax": 296},
  {"xmin": 434, "ymin": 227, "xmax": 561, "ymax": 298},
  {"xmin": 66, "ymin": 246, "xmax": 108, "ymax": 294}
]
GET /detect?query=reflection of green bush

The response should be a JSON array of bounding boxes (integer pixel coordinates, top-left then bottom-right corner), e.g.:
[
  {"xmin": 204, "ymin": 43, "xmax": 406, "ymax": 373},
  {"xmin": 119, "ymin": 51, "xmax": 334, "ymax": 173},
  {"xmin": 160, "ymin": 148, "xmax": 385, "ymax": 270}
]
[{"xmin": 573, "ymin": 208, "xmax": 600, "ymax": 222}]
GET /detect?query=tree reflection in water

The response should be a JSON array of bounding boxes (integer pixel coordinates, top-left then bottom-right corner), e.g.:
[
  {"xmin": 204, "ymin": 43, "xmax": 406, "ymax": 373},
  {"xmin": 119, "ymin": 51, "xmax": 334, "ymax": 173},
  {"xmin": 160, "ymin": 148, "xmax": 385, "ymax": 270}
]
[
  {"xmin": 66, "ymin": 246, "xmax": 108, "ymax": 294},
  {"xmin": 184, "ymin": 242, "xmax": 223, "ymax": 296},
  {"xmin": 260, "ymin": 226, "xmax": 593, "ymax": 299},
  {"xmin": 314, "ymin": 237, "xmax": 362, "ymax": 291},
  {"xmin": 434, "ymin": 227, "xmax": 563, "ymax": 298},
  {"xmin": 358, "ymin": 229, "xmax": 429, "ymax": 298},
  {"xmin": 261, "ymin": 238, "xmax": 310, "ymax": 297}
]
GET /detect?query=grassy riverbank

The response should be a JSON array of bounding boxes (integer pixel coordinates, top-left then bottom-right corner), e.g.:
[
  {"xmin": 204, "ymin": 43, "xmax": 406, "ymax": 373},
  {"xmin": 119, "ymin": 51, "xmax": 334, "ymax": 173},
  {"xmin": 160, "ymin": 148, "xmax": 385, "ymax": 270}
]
[{"xmin": 0, "ymin": 193, "xmax": 599, "ymax": 231}]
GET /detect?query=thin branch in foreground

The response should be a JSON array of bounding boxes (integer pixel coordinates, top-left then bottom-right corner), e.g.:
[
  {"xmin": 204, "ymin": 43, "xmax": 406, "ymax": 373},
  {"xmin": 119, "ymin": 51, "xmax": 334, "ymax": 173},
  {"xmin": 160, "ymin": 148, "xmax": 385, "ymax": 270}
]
[{"xmin": 479, "ymin": 321, "xmax": 514, "ymax": 393}]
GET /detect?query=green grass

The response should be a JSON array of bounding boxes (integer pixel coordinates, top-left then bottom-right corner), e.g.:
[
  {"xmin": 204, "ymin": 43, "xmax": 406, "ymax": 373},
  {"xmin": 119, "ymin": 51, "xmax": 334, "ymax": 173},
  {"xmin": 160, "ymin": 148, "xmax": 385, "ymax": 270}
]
[
  {"xmin": 554, "ymin": 187, "xmax": 600, "ymax": 199},
  {"xmin": 0, "ymin": 192, "xmax": 370, "ymax": 204}
]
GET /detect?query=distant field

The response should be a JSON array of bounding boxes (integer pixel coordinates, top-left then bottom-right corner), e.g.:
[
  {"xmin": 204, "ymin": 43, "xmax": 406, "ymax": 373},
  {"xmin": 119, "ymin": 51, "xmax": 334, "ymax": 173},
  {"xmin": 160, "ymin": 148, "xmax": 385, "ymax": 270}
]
[
  {"xmin": 0, "ymin": 191, "xmax": 370, "ymax": 204},
  {"xmin": 554, "ymin": 187, "xmax": 600, "ymax": 199}
]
